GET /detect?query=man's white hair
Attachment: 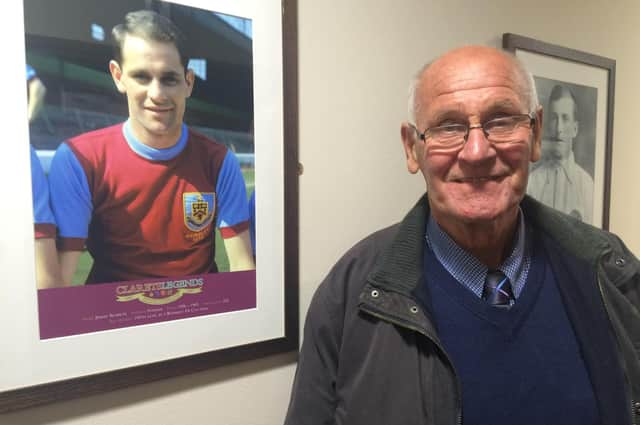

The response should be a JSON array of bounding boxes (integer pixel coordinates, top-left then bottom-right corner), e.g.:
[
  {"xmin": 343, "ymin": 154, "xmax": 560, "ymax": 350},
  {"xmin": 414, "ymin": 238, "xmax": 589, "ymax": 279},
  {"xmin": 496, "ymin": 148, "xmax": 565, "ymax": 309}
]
[{"xmin": 407, "ymin": 51, "xmax": 539, "ymax": 124}]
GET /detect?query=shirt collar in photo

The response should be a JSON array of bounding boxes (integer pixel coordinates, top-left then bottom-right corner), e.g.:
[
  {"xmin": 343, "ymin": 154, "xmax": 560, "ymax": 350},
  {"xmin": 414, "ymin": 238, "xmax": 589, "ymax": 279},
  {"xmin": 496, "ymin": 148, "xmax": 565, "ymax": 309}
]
[
  {"xmin": 425, "ymin": 208, "xmax": 531, "ymax": 299},
  {"xmin": 123, "ymin": 120, "xmax": 188, "ymax": 161}
]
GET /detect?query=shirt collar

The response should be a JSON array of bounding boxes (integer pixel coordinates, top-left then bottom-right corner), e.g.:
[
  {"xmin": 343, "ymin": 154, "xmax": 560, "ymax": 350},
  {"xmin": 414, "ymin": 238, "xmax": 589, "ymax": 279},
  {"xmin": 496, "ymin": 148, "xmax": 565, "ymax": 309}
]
[
  {"xmin": 123, "ymin": 120, "xmax": 188, "ymax": 161},
  {"xmin": 426, "ymin": 209, "xmax": 530, "ymax": 298}
]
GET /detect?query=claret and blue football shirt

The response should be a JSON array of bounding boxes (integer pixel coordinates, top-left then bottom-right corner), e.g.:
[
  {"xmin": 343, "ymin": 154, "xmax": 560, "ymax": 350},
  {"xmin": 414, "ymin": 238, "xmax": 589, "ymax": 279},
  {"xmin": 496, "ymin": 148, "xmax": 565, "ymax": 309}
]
[{"xmin": 48, "ymin": 121, "xmax": 249, "ymax": 283}]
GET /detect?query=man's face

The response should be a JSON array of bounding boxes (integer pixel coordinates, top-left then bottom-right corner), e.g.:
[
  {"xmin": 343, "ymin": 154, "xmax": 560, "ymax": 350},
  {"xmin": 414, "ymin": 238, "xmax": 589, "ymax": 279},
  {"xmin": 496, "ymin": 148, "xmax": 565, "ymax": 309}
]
[
  {"xmin": 109, "ymin": 35, "xmax": 194, "ymax": 147},
  {"xmin": 401, "ymin": 47, "xmax": 541, "ymax": 228},
  {"xmin": 543, "ymin": 96, "xmax": 578, "ymax": 160}
]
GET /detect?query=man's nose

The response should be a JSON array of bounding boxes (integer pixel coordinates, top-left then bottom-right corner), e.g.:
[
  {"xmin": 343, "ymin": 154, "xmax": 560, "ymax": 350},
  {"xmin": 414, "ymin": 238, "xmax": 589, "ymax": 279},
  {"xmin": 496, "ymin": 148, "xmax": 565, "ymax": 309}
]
[
  {"xmin": 148, "ymin": 80, "xmax": 168, "ymax": 102},
  {"xmin": 457, "ymin": 126, "xmax": 496, "ymax": 163},
  {"xmin": 551, "ymin": 119, "xmax": 561, "ymax": 137}
]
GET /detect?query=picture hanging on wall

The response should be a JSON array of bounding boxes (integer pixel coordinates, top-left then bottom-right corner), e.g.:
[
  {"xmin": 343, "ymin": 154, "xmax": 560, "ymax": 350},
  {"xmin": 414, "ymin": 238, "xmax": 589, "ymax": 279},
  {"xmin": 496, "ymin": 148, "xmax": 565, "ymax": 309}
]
[
  {"xmin": 503, "ymin": 33, "xmax": 615, "ymax": 229},
  {"xmin": 0, "ymin": 0, "xmax": 298, "ymax": 412}
]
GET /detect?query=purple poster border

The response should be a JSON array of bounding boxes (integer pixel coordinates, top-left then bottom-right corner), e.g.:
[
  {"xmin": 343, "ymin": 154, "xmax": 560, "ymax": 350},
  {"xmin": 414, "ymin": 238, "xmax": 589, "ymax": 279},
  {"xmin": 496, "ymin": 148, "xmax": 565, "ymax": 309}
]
[{"xmin": 38, "ymin": 270, "xmax": 256, "ymax": 339}]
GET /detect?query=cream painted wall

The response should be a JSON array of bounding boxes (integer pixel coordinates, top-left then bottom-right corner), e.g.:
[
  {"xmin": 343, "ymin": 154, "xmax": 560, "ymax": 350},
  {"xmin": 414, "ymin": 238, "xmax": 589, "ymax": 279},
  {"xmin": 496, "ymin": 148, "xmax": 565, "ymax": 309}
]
[{"xmin": 4, "ymin": 0, "xmax": 639, "ymax": 424}]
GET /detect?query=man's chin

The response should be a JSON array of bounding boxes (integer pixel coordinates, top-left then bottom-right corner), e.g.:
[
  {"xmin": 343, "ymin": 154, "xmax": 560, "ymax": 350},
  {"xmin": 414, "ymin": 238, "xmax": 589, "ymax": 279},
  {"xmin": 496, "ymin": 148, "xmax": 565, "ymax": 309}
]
[
  {"xmin": 144, "ymin": 123, "xmax": 179, "ymax": 137},
  {"xmin": 541, "ymin": 139, "xmax": 570, "ymax": 160},
  {"xmin": 437, "ymin": 199, "xmax": 519, "ymax": 226}
]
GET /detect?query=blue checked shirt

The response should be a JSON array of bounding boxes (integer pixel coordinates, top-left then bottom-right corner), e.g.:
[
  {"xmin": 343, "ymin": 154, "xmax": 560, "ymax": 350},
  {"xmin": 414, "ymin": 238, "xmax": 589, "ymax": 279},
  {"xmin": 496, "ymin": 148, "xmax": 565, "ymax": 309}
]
[{"xmin": 426, "ymin": 211, "xmax": 531, "ymax": 300}]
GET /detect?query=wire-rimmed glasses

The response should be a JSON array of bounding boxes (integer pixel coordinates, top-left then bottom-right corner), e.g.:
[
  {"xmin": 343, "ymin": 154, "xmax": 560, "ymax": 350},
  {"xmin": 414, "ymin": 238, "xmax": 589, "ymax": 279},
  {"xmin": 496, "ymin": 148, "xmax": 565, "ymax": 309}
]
[{"xmin": 408, "ymin": 113, "xmax": 536, "ymax": 151}]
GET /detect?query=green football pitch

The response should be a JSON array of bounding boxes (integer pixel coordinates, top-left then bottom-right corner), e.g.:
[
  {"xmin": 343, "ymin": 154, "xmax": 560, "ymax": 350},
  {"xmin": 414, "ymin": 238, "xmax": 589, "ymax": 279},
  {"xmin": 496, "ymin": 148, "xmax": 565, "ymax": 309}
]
[{"xmin": 72, "ymin": 167, "xmax": 255, "ymax": 285}]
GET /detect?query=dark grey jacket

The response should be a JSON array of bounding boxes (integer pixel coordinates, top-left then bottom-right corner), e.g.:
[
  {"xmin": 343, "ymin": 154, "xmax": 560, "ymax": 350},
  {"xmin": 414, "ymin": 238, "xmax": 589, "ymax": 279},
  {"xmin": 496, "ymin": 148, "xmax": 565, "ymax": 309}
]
[{"xmin": 285, "ymin": 195, "xmax": 640, "ymax": 425}]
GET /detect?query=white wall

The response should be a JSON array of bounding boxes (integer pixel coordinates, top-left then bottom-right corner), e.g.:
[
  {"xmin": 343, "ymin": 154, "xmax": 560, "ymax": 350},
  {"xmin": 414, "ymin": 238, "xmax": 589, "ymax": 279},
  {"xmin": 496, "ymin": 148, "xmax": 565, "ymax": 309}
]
[{"xmin": 4, "ymin": 0, "xmax": 639, "ymax": 423}]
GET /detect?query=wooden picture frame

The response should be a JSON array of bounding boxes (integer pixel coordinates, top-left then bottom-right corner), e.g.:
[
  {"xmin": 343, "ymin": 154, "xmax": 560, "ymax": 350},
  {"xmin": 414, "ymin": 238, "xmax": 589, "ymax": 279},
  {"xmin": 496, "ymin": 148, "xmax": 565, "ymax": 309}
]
[
  {"xmin": 0, "ymin": 0, "xmax": 298, "ymax": 412},
  {"xmin": 503, "ymin": 33, "xmax": 615, "ymax": 229}
]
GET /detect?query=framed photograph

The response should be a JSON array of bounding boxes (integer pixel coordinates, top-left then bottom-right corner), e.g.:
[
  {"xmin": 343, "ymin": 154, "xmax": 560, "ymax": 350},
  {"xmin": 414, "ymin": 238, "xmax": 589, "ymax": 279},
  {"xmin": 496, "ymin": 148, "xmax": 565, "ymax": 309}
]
[
  {"xmin": 503, "ymin": 33, "xmax": 615, "ymax": 229},
  {"xmin": 0, "ymin": 0, "xmax": 298, "ymax": 412}
]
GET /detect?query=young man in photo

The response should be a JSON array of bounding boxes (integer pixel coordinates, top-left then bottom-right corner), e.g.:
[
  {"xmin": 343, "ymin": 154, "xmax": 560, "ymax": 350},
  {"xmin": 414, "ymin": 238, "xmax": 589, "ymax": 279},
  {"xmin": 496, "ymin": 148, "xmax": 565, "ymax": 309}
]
[
  {"xmin": 527, "ymin": 84, "xmax": 594, "ymax": 222},
  {"xmin": 48, "ymin": 10, "xmax": 254, "ymax": 285}
]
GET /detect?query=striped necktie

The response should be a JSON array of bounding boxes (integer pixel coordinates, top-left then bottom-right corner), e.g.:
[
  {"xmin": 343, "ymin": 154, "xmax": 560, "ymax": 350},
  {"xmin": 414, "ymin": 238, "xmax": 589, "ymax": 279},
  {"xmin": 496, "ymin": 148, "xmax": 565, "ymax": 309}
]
[{"xmin": 482, "ymin": 270, "xmax": 514, "ymax": 307}]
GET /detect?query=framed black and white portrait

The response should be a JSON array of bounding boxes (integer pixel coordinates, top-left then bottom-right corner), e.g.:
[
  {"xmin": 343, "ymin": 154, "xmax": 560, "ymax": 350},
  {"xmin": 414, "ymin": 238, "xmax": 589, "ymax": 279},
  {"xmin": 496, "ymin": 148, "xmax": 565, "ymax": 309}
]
[{"xmin": 503, "ymin": 33, "xmax": 615, "ymax": 229}]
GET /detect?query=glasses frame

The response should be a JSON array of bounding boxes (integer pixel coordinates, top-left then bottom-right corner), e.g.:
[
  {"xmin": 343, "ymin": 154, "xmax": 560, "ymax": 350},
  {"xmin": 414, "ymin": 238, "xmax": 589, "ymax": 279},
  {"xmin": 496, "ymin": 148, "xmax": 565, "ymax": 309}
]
[{"xmin": 409, "ymin": 113, "xmax": 536, "ymax": 147}]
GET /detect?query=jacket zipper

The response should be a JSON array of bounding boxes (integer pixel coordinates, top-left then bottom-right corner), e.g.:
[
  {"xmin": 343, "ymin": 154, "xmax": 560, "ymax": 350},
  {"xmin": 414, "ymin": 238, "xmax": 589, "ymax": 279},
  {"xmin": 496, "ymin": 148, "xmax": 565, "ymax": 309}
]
[
  {"xmin": 360, "ymin": 303, "xmax": 463, "ymax": 425},
  {"xmin": 595, "ymin": 274, "xmax": 636, "ymax": 425}
]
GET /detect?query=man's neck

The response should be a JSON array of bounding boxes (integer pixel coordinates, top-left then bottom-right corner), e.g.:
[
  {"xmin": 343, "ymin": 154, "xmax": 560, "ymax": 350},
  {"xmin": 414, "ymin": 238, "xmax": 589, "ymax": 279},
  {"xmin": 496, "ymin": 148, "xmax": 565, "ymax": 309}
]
[
  {"xmin": 432, "ymin": 208, "xmax": 519, "ymax": 269},
  {"xmin": 542, "ymin": 150, "xmax": 574, "ymax": 170},
  {"xmin": 130, "ymin": 125, "xmax": 181, "ymax": 150},
  {"xmin": 123, "ymin": 120, "xmax": 187, "ymax": 162}
]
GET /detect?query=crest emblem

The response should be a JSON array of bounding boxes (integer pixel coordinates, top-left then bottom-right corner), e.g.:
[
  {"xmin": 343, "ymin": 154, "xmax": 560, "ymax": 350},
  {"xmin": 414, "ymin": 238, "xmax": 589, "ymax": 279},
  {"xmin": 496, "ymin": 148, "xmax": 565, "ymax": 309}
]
[{"xmin": 183, "ymin": 192, "xmax": 215, "ymax": 231}]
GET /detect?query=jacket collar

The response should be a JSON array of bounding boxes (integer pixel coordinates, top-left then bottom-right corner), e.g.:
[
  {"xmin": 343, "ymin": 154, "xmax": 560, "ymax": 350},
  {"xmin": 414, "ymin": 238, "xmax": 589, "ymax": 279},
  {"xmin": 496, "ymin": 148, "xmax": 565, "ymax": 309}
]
[
  {"xmin": 367, "ymin": 193, "xmax": 612, "ymax": 295},
  {"xmin": 366, "ymin": 194, "xmax": 429, "ymax": 295},
  {"xmin": 520, "ymin": 195, "xmax": 610, "ymax": 264}
]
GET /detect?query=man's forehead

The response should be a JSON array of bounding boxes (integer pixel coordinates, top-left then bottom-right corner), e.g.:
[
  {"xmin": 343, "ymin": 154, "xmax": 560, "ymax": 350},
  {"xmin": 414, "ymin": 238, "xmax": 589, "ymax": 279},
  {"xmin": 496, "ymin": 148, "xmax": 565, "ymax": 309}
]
[
  {"xmin": 428, "ymin": 97, "xmax": 523, "ymax": 120},
  {"xmin": 122, "ymin": 34, "xmax": 152, "ymax": 51},
  {"xmin": 420, "ymin": 46, "xmax": 525, "ymax": 98},
  {"xmin": 550, "ymin": 96, "xmax": 576, "ymax": 110},
  {"xmin": 120, "ymin": 35, "xmax": 181, "ymax": 62}
]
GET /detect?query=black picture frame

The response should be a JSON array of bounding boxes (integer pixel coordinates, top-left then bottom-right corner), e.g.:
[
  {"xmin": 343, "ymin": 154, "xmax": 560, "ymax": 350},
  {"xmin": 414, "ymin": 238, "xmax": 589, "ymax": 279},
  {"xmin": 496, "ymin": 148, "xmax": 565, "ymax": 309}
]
[
  {"xmin": 503, "ymin": 33, "xmax": 615, "ymax": 229},
  {"xmin": 0, "ymin": 0, "xmax": 298, "ymax": 412}
]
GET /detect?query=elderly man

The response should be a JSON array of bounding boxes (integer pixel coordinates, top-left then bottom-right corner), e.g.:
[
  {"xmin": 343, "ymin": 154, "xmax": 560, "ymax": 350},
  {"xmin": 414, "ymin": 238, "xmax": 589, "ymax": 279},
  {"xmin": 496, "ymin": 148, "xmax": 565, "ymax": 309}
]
[
  {"xmin": 527, "ymin": 84, "xmax": 594, "ymax": 222},
  {"xmin": 285, "ymin": 46, "xmax": 639, "ymax": 425},
  {"xmin": 48, "ymin": 10, "xmax": 254, "ymax": 285}
]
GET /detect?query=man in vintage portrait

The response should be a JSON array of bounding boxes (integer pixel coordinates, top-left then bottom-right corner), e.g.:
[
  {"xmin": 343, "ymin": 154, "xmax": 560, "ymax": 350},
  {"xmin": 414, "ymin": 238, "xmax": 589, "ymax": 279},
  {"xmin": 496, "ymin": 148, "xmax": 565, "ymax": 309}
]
[
  {"xmin": 48, "ymin": 10, "xmax": 255, "ymax": 285},
  {"xmin": 285, "ymin": 46, "xmax": 639, "ymax": 424},
  {"xmin": 527, "ymin": 84, "xmax": 594, "ymax": 222}
]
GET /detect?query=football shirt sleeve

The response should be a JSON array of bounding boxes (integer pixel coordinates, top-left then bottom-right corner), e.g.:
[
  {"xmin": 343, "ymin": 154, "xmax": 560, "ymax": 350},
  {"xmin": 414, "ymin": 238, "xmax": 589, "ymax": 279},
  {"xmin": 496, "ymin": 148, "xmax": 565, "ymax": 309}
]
[
  {"xmin": 216, "ymin": 150, "xmax": 249, "ymax": 238},
  {"xmin": 26, "ymin": 64, "xmax": 36, "ymax": 81},
  {"xmin": 48, "ymin": 143, "xmax": 92, "ymax": 249},
  {"xmin": 30, "ymin": 146, "xmax": 56, "ymax": 238}
]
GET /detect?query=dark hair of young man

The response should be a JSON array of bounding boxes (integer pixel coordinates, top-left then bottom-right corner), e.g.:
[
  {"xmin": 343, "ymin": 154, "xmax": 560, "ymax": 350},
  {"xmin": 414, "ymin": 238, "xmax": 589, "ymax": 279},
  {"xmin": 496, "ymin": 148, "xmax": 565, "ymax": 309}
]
[{"xmin": 112, "ymin": 10, "xmax": 188, "ymax": 71}]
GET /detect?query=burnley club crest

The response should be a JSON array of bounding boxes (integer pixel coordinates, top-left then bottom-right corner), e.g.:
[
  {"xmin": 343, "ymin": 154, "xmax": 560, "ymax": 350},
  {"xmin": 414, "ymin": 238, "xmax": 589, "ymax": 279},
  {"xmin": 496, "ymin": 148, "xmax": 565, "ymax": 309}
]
[{"xmin": 183, "ymin": 192, "xmax": 215, "ymax": 232}]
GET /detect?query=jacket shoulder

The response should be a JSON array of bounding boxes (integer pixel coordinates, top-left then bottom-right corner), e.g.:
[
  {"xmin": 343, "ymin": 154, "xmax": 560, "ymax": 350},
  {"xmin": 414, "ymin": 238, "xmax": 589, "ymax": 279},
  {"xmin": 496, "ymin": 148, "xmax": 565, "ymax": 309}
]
[
  {"xmin": 313, "ymin": 224, "xmax": 401, "ymax": 308},
  {"xmin": 304, "ymin": 225, "xmax": 400, "ymax": 340},
  {"xmin": 523, "ymin": 195, "xmax": 640, "ymax": 309}
]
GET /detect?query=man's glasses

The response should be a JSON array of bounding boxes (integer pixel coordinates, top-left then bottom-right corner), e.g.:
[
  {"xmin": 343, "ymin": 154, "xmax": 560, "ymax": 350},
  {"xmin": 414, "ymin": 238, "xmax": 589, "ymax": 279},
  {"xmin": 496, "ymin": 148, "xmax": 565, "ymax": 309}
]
[{"xmin": 409, "ymin": 113, "xmax": 536, "ymax": 151}]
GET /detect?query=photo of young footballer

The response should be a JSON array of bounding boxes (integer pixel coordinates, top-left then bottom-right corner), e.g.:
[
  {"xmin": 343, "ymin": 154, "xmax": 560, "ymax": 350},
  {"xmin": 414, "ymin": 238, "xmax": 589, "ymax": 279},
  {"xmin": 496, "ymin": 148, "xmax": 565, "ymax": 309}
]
[{"xmin": 48, "ymin": 10, "xmax": 255, "ymax": 285}]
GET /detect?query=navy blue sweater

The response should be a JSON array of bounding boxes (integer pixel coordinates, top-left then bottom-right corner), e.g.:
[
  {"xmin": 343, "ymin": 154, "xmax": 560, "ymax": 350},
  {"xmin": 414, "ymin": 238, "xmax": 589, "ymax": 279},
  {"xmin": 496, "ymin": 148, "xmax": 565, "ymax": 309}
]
[{"xmin": 419, "ymin": 236, "xmax": 600, "ymax": 424}]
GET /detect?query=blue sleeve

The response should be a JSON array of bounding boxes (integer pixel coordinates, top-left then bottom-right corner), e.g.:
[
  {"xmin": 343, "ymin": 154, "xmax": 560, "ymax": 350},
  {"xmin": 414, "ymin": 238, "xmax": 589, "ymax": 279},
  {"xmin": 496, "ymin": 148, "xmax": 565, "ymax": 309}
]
[
  {"xmin": 48, "ymin": 143, "xmax": 92, "ymax": 238},
  {"xmin": 30, "ymin": 146, "xmax": 55, "ymax": 225},
  {"xmin": 26, "ymin": 64, "xmax": 36, "ymax": 81},
  {"xmin": 215, "ymin": 150, "xmax": 249, "ymax": 229}
]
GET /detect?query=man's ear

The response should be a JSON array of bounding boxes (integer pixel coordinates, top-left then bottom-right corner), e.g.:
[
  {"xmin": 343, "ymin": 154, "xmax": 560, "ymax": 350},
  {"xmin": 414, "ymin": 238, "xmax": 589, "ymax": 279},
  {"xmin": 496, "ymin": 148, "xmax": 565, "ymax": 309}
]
[
  {"xmin": 401, "ymin": 122, "xmax": 421, "ymax": 174},
  {"xmin": 109, "ymin": 60, "xmax": 126, "ymax": 94},
  {"xmin": 185, "ymin": 68, "xmax": 195, "ymax": 97},
  {"xmin": 530, "ymin": 106, "xmax": 543, "ymax": 163}
]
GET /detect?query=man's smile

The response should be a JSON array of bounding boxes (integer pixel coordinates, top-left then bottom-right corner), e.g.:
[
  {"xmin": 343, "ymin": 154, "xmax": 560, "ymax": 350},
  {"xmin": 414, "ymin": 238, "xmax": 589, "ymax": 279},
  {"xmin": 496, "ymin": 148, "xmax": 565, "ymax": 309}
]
[
  {"xmin": 451, "ymin": 174, "xmax": 508, "ymax": 183},
  {"xmin": 145, "ymin": 106, "xmax": 173, "ymax": 112}
]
